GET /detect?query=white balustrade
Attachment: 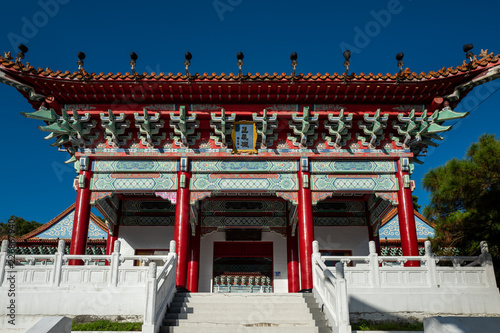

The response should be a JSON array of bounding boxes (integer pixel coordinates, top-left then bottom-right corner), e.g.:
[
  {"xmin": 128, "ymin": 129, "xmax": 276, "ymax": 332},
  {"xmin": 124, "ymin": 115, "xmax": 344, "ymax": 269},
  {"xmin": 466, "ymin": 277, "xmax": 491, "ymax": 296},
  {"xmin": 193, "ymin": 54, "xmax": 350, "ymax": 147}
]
[
  {"xmin": 0, "ymin": 239, "xmax": 177, "ymax": 333},
  {"xmin": 312, "ymin": 240, "xmax": 500, "ymax": 327},
  {"xmin": 312, "ymin": 240, "xmax": 351, "ymax": 333}
]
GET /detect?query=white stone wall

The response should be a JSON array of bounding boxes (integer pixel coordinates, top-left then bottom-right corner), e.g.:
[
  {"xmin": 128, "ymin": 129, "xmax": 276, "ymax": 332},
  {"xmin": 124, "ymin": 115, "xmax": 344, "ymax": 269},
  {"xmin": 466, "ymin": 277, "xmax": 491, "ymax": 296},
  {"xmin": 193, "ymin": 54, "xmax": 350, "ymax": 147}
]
[
  {"xmin": 313, "ymin": 226, "xmax": 370, "ymax": 255},
  {"xmin": 119, "ymin": 226, "xmax": 175, "ymax": 266}
]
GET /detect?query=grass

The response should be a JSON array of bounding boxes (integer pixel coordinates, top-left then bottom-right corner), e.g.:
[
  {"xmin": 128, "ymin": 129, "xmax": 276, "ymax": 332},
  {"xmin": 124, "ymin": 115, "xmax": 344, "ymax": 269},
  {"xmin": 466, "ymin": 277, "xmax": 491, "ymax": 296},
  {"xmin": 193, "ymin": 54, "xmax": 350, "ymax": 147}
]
[
  {"xmin": 71, "ymin": 320, "xmax": 142, "ymax": 331},
  {"xmin": 351, "ymin": 319, "xmax": 424, "ymax": 331}
]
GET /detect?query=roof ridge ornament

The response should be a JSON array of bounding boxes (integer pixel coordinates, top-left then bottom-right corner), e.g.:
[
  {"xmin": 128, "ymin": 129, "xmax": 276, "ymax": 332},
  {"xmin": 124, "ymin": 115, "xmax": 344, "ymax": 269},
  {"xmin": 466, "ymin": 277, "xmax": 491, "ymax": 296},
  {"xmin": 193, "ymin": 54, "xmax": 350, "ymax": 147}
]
[
  {"xmin": 343, "ymin": 50, "xmax": 351, "ymax": 82},
  {"xmin": 396, "ymin": 52, "xmax": 404, "ymax": 82},
  {"xmin": 237, "ymin": 51, "xmax": 244, "ymax": 79},
  {"xmin": 130, "ymin": 52, "xmax": 138, "ymax": 77},
  {"xmin": 184, "ymin": 51, "xmax": 192, "ymax": 79},
  {"xmin": 77, "ymin": 51, "xmax": 85, "ymax": 73},
  {"xmin": 290, "ymin": 52, "xmax": 297, "ymax": 82},
  {"xmin": 15, "ymin": 44, "xmax": 28, "ymax": 68},
  {"xmin": 463, "ymin": 43, "xmax": 474, "ymax": 72}
]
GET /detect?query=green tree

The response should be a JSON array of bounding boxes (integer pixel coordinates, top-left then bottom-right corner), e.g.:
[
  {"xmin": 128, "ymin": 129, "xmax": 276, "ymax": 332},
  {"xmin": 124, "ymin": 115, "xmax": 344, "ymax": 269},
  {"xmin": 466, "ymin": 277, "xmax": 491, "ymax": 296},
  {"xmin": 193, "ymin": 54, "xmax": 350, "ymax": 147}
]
[
  {"xmin": 423, "ymin": 134, "xmax": 500, "ymax": 282},
  {"xmin": 0, "ymin": 215, "xmax": 43, "ymax": 238},
  {"xmin": 412, "ymin": 195, "xmax": 421, "ymax": 212}
]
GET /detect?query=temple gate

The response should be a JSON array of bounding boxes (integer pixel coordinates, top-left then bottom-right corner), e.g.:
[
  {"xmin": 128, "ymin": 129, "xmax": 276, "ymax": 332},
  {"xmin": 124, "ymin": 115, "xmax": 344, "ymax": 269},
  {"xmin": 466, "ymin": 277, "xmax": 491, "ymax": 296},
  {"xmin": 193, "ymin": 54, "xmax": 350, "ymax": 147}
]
[{"xmin": 2, "ymin": 48, "xmax": 499, "ymax": 293}]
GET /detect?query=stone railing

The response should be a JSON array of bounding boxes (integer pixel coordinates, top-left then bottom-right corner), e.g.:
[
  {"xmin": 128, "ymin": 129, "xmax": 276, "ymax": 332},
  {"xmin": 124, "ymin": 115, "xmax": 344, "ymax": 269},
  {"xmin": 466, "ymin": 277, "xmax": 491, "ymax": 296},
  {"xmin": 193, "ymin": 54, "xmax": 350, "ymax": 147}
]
[
  {"xmin": 0, "ymin": 239, "xmax": 177, "ymax": 333},
  {"xmin": 323, "ymin": 240, "xmax": 497, "ymax": 289},
  {"xmin": 312, "ymin": 241, "xmax": 351, "ymax": 333},
  {"xmin": 313, "ymin": 240, "xmax": 500, "ymax": 323},
  {"xmin": 142, "ymin": 240, "xmax": 177, "ymax": 333}
]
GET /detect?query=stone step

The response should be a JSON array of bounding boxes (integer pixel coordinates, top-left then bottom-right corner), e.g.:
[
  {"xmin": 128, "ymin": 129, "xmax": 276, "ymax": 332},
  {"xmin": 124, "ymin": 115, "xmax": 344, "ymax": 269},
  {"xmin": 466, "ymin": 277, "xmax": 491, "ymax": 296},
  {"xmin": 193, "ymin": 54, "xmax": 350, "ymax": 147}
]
[
  {"xmin": 167, "ymin": 304, "xmax": 322, "ymax": 314},
  {"xmin": 162, "ymin": 319, "xmax": 329, "ymax": 327},
  {"xmin": 161, "ymin": 292, "xmax": 331, "ymax": 333},
  {"xmin": 161, "ymin": 325, "xmax": 332, "ymax": 333},
  {"xmin": 164, "ymin": 311, "xmax": 316, "ymax": 321},
  {"xmin": 171, "ymin": 295, "xmax": 317, "ymax": 304}
]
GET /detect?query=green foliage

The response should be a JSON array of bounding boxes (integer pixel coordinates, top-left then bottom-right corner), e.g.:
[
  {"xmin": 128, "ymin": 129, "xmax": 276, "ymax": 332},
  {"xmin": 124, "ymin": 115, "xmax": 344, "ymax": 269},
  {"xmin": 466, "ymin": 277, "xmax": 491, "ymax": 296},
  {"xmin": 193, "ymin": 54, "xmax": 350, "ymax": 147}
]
[
  {"xmin": 412, "ymin": 195, "xmax": 421, "ymax": 212},
  {"xmin": 423, "ymin": 134, "xmax": 500, "ymax": 282},
  {"xmin": 71, "ymin": 320, "xmax": 142, "ymax": 331},
  {"xmin": 351, "ymin": 319, "xmax": 423, "ymax": 331},
  {"xmin": 0, "ymin": 215, "xmax": 42, "ymax": 238}
]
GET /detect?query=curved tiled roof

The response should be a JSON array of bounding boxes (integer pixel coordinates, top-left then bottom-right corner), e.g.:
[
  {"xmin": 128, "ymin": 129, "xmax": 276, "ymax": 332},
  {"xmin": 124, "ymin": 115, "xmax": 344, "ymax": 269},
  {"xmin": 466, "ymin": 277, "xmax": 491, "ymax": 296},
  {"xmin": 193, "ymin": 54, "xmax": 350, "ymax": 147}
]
[
  {"xmin": 19, "ymin": 203, "xmax": 108, "ymax": 240},
  {"xmin": 381, "ymin": 207, "xmax": 435, "ymax": 228},
  {"xmin": 1, "ymin": 51, "xmax": 499, "ymax": 82}
]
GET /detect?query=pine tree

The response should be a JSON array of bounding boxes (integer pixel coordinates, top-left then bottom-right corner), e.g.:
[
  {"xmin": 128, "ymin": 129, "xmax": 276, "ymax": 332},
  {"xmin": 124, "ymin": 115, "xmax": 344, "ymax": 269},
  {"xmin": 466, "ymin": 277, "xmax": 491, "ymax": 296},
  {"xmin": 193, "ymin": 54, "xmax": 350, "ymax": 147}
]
[{"xmin": 423, "ymin": 134, "xmax": 500, "ymax": 282}]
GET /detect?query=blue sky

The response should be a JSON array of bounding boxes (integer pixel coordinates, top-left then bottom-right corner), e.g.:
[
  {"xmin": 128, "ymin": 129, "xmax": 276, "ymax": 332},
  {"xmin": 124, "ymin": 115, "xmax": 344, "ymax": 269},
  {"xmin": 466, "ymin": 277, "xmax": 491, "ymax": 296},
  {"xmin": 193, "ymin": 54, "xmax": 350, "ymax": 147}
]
[{"xmin": 0, "ymin": 0, "xmax": 499, "ymax": 223}]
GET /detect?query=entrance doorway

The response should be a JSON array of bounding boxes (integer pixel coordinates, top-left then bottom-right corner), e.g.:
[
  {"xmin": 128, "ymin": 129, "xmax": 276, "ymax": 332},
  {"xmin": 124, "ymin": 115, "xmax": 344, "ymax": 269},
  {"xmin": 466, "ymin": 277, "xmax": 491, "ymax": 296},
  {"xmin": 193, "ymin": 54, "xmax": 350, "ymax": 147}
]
[{"xmin": 213, "ymin": 241, "xmax": 273, "ymax": 293}]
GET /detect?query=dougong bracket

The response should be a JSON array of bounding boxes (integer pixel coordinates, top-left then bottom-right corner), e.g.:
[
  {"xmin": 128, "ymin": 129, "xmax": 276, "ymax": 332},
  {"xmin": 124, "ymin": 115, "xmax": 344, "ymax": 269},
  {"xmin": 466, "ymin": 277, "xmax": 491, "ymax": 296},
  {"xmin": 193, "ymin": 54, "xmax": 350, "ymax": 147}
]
[
  {"xmin": 134, "ymin": 108, "xmax": 166, "ymax": 147},
  {"xmin": 288, "ymin": 106, "xmax": 318, "ymax": 148},
  {"xmin": 357, "ymin": 109, "xmax": 388, "ymax": 149},
  {"xmin": 100, "ymin": 110, "xmax": 132, "ymax": 147},
  {"xmin": 253, "ymin": 108, "xmax": 278, "ymax": 149},
  {"xmin": 169, "ymin": 106, "xmax": 200, "ymax": 147},
  {"xmin": 322, "ymin": 108, "xmax": 353, "ymax": 149},
  {"xmin": 210, "ymin": 108, "xmax": 236, "ymax": 148}
]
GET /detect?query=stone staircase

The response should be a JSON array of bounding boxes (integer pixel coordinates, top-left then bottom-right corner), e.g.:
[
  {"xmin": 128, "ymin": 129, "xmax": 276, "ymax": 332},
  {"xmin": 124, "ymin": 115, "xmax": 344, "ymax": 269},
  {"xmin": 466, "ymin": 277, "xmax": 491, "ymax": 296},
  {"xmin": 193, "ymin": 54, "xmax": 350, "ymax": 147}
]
[{"xmin": 160, "ymin": 292, "xmax": 333, "ymax": 332}]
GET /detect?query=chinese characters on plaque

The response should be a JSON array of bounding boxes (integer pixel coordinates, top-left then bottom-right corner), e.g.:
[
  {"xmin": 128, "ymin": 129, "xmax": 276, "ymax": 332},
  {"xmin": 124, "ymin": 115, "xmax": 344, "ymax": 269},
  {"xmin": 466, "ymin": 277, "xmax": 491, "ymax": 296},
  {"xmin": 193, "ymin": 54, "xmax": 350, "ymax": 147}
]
[{"xmin": 232, "ymin": 121, "xmax": 257, "ymax": 154}]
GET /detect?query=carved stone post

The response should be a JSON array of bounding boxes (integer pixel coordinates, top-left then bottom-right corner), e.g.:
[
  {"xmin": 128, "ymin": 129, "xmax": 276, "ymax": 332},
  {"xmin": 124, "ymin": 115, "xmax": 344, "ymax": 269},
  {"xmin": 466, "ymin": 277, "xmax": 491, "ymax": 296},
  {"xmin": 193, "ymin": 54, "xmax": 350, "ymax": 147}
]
[{"xmin": 53, "ymin": 240, "xmax": 65, "ymax": 286}]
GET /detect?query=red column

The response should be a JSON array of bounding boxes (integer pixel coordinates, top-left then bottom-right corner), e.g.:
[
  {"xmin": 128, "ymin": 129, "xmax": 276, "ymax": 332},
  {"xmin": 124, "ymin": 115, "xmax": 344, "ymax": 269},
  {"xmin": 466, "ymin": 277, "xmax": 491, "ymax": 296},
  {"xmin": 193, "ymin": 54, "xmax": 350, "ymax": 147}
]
[
  {"xmin": 69, "ymin": 167, "xmax": 93, "ymax": 266},
  {"xmin": 287, "ymin": 223, "xmax": 300, "ymax": 293},
  {"xmin": 186, "ymin": 222, "xmax": 201, "ymax": 292},
  {"xmin": 105, "ymin": 224, "xmax": 120, "ymax": 265},
  {"xmin": 297, "ymin": 167, "xmax": 314, "ymax": 291},
  {"xmin": 175, "ymin": 167, "xmax": 191, "ymax": 289},
  {"xmin": 396, "ymin": 159, "xmax": 419, "ymax": 266}
]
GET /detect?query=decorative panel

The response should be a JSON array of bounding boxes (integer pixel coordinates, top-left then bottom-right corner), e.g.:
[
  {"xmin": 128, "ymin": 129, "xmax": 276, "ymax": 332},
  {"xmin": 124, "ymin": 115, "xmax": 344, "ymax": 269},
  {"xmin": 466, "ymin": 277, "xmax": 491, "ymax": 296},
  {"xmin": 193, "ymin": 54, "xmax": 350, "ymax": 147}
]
[
  {"xmin": 191, "ymin": 160, "xmax": 298, "ymax": 173},
  {"xmin": 191, "ymin": 173, "xmax": 297, "ymax": 191},
  {"xmin": 311, "ymin": 160, "xmax": 396, "ymax": 174},
  {"xmin": 375, "ymin": 192, "xmax": 398, "ymax": 206},
  {"xmin": 122, "ymin": 200, "xmax": 175, "ymax": 213},
  {"xmin": 202, "ymin": 200, "xmax": 285, "ymax": 213},
  {"xmin": 92, "ymin": 160, "xmax": 178, "ymax": 172},
  {"xmin": 121, "ymin": 216, "xmax": 175, "ymax": 226},
  {"xmin": 202, "ymin": 216, "xmax": 285, "ymax": 227},
  {"xmin": 313, "ymin": 217, "xmax": 366, "ymax": 226},
  {"xmin": 36, "ymin": 211, "xmax": 107, "ymax": 239},
  {"xmin": 91, "ymin": 173, "xmax": 177, "ymax": 191},
  {"xmin": 90, "ymin": 191, "xmax": 113, "ymax": 205},
  {"xmin": 312, "ymin": 175, "xmax": 397, "ymax": 191},
  {"xmin": 379, "ymin": 215, "xmax": 435, "ymax": 240},
  {"xmin": 313, "ymin": 201, "xmax": 364, "ymax": 213}
]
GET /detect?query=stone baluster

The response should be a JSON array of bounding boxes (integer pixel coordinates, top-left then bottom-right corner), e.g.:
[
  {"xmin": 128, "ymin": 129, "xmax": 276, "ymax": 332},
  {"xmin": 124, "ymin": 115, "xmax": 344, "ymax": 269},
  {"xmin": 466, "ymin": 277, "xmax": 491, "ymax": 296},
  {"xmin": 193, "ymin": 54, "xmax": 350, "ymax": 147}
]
[
  {"xmin": 368, "ymin": 241, "xmax": 380, "ymax": 287},
  {"xmin": 424, "ymin": 241, "xmax": 438, "ymax": 287},
  {"xmin": 53, "ymin": 240, "xmax": 65, "ymax": 286},
  {"xmin": 110, "ymin": 240, "xmax": 121, "ymax": 287}
]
